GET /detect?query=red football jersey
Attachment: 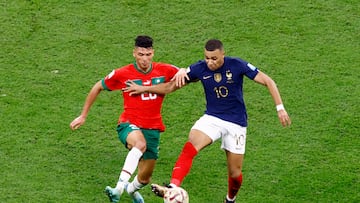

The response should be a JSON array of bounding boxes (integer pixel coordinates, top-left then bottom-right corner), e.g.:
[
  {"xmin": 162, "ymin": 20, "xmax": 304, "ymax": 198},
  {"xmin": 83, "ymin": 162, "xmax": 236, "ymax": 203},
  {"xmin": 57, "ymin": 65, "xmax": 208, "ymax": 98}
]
[{"xmin": 102, "ymin": 62, "xmax": 178, "ymax": 131}]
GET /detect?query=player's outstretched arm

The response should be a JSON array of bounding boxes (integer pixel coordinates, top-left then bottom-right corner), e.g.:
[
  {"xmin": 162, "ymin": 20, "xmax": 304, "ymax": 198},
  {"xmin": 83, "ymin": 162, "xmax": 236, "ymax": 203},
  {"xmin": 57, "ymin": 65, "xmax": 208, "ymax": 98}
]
[
  {"xmin": 123, "ymin": 80, "xmax": 180, "ymax": 96},
  {"xmin": 70, "ymin": 81, "xmax": 104, "ymax": 130},
  {"xmin": 253, "ymin": 71, "xmax": 291, "ymax": 127}
]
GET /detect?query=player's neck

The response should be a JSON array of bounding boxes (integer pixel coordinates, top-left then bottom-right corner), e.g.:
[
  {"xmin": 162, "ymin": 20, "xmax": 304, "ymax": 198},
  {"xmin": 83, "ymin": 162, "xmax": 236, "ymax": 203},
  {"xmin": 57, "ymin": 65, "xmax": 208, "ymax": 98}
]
[{"xmin": 134, "ymin": 62, "xmax": 152, "ymax": 73}]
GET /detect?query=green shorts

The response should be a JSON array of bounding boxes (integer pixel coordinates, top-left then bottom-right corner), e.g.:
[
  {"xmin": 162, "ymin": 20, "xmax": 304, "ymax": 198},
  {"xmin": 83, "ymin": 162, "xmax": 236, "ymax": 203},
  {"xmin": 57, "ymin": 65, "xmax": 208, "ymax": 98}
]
[{"xmin": 117, "ymin": 123, "xmax": 160, "ymax": 160}]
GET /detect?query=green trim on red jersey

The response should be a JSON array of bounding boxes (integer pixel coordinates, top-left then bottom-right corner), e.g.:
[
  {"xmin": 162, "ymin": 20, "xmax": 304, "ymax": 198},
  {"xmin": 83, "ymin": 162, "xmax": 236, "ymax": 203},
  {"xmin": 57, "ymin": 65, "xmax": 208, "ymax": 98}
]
[
  {"xmin": 133, "ymin": 62, "xmax": 153, "ymax": 74},
  {"xmin": 151, "ymin": 76, "xmax": 165, "ymax": 84},
  {"xmin": 101, "ymin": 79, "xmax": 111, "ymax": 91},
  {"xmin": 125, "ymin": 79, "xmax": 142, "ymax": 86}
]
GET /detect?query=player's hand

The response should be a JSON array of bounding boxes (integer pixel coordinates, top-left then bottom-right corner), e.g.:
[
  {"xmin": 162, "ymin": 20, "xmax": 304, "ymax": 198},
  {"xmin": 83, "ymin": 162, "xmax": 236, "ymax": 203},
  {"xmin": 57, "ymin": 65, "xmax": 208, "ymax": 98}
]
[
  {"xmin": 122, "ymin": 81, "xmax": 145, "ymax": 96},
  {"xmin": 70, "ymin": 115, "xmax": 86, "ymax": 130},
  {"xmin": 277, "ymin": 110, "xmax": 291, "ymax": 127},
  {"xmin": 171, "ymin": 68, "xmax": 189, "ymax": 87}
]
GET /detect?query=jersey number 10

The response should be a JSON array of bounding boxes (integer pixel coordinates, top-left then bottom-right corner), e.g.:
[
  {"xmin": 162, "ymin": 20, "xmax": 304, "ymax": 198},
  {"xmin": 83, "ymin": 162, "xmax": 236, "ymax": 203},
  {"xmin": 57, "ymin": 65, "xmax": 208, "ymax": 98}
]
[{"xmin": 214, "ymin": 86, "xmax": 229, "ymax": 98}]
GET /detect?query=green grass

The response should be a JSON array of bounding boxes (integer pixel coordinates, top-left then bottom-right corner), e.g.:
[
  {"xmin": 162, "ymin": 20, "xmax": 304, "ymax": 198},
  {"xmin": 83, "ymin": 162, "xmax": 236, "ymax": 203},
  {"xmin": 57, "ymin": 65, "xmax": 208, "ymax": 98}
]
[{"xmin": 1, "ymin": 0, "xmax": 359, "ymax": 202}]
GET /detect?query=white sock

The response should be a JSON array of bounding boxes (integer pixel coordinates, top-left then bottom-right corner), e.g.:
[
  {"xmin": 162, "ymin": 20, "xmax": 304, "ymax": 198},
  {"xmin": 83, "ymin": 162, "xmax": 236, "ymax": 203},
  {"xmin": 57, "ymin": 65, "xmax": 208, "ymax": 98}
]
[
  {"xmin": 226, "ymin": 195, "xmax": 236, "ymax": 201},
  {"xmin": 115, "ymin": 181, "xmax": 126, "ymax": 191},
  {"xmin": 126, "ymin": 175, "xmax": 145, "ymax": 194},
  {"xmin": 118, "ymin": 147, "xmax": 143, "ymax": 182},
  {"xmin": 169, "ymin": 183, "xmax": 177, "ymax": 188}
]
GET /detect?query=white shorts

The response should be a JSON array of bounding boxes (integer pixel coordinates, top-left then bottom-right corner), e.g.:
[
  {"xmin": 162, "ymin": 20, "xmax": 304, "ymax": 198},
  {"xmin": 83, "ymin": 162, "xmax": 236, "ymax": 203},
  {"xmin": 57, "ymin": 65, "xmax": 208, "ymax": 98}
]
[{"xmin": 191, "ymin": 114, "xmax": 247, "ymax": 154}]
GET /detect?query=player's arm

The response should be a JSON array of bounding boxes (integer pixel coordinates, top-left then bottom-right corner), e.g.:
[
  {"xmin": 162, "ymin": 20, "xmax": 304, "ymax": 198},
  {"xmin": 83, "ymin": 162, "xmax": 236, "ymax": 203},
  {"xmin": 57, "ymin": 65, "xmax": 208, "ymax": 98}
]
[
  {"xmin": 70, "ymin": 80, "xmax": 104, "ymax": 130},
  {"xmin": 124, "ymin": 80, "xmax": 180, "ymax": 96},
  {"xmin": 124, "ymin": 68, "xmax": 190, "ymax": 95},
  {"xmin": 253, "ymin": 71, "xmax": 291, "ymax": 127},
  {"xmin": 171, "ymin": 68, "xmax": 190, "ymax": 87}
]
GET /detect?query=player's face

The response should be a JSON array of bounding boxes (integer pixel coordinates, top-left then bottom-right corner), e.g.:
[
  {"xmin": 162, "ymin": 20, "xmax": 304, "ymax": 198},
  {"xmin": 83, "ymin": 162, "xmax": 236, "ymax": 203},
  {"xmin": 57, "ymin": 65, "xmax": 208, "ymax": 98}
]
[
  {"xmin": 204, "ymin": 49, "xmax": 225, "ymax": 71},
  {"xmin": 133, "ymin": 47, "xmax": 154, "ymax": 71}
]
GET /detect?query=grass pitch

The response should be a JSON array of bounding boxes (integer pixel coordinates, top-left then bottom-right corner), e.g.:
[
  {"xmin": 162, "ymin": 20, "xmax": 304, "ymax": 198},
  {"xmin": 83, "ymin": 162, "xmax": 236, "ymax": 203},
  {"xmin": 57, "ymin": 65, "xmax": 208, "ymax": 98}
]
[{"xmin": 1, "ymin": 0, "xmax": 359, "ymax": 202}]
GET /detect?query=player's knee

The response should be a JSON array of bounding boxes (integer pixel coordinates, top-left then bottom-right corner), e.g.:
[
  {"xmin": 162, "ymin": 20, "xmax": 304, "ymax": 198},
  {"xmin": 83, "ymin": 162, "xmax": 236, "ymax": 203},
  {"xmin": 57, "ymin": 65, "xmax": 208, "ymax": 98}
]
[
  {"xmin": 134, "ymin": 140, "xmax": 147, "ymax": 153},
  {"xmin": 229, "ymin": 169, "xmax": 242, "ymax": 178},
  {"xmin": 228, "ymin": 165, "xmax": 242, "ymax": 178}
]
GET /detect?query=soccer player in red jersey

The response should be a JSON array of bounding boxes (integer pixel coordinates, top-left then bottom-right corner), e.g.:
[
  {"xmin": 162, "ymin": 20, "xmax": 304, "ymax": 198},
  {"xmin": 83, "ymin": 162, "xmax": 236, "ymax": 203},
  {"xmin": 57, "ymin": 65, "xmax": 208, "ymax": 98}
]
[
  {"xmin": 70, "ymin": 35, "xmax": 179, "ymax": 203},
  {"xmin": 125, "ymin": 39, "xmax": 291, "ymax": 203}
]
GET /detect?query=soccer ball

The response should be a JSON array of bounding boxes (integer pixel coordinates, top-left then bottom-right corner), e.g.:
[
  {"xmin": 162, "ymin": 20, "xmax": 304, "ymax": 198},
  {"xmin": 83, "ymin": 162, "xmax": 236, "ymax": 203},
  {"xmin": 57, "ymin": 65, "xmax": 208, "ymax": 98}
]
[{"xmin": 163, "ymin": 187, "xmax": 189, "ymax": 203}]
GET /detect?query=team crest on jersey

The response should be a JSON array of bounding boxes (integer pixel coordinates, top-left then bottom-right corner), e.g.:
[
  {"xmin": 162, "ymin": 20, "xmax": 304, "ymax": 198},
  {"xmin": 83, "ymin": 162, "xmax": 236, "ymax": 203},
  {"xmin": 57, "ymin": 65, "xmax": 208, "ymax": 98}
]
[
  {"xmin": 214, "ymin": 73, "xmax": 222, "ymax": 83},
  {"xmin": 226, "ymin": 70, "xmax": 234, "ymax": 83}
]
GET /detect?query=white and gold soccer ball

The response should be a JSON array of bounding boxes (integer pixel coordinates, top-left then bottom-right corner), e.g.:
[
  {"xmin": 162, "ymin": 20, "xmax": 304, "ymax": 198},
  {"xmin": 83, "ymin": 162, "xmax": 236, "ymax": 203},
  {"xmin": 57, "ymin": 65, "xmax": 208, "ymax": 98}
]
[{"xmin": 163, "ymin": 187, "xmax": 189, "ymax": 203}]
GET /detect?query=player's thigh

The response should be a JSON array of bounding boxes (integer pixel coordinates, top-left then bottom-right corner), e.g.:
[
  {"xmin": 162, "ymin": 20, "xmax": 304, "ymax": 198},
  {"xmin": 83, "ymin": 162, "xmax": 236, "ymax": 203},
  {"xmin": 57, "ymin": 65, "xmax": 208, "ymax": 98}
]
[
  {"xmin": 127, "ymin": 130, "xmax": 146, "ymax": 149},
  {"xmin": 190, "ymin": 114, "xmax": 223, "ymax": 151},
  {"xmin": 117, "ymin": 123, "xmax": 146, "ymax": 149},
  {"xmin": 188, "ymin": 129, "xmax": 213, "ymax": 151},
  {"xmin": 137, "ymin": 159, "xmax": 156, "ymax": 183}
]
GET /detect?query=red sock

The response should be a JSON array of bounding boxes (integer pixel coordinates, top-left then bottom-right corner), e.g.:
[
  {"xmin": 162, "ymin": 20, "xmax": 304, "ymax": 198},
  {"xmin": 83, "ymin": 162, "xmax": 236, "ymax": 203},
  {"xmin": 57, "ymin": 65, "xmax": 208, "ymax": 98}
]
[
  {"xmin": 170, "ymin": 142, "xmax": 198, "ymax": 186},
  {"xmin": 228, "ymin": 173, "xmax": 243, "ymax": 199}
]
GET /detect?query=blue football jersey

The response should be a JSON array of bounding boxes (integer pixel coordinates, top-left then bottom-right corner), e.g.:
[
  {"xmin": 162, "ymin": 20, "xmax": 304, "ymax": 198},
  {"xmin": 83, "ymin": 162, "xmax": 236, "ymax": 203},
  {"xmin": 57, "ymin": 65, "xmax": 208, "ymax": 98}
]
[{"xmin": 187, "ymin": 56, "xmax": 259, "ymax": 127}]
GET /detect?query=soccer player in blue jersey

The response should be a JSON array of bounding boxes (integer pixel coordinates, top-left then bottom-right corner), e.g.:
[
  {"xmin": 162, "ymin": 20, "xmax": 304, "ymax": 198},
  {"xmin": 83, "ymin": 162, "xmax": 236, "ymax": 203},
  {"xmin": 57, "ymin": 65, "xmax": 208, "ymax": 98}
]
[{"xmin": 124, "ymin": 39, "xmax": 291, "ymax": 203}]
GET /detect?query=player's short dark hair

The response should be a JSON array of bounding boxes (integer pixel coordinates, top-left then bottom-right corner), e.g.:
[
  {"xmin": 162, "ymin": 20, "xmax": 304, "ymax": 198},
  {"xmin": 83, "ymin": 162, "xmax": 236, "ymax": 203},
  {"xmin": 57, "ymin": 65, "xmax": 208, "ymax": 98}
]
[
  {"xmin": 135, "ymin": 35, "xmax": 153, "ymax": 48},
  {"xmin": 205, "ymin": 39, "xmax": 223, "ymax": 51}
]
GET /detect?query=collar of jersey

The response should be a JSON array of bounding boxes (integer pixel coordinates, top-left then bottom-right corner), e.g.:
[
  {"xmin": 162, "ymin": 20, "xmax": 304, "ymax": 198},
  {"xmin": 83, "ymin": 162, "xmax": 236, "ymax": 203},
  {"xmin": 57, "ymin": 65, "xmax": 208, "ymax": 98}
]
[{"xmin": 133, "ymin": 62, "xmax": 153, "ymax": 74}]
